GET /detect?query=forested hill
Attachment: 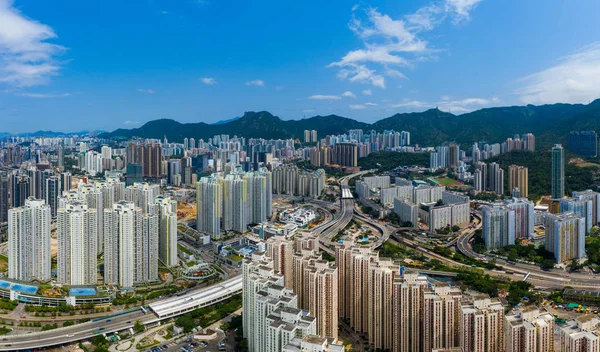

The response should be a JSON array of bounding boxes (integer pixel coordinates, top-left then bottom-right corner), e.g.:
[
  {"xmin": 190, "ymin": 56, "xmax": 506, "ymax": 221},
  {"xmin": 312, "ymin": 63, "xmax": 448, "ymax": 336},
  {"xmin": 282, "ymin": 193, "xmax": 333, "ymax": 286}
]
[{"xmin": 100, "ymin": 100, "xmax": 600, "ymax": 149}]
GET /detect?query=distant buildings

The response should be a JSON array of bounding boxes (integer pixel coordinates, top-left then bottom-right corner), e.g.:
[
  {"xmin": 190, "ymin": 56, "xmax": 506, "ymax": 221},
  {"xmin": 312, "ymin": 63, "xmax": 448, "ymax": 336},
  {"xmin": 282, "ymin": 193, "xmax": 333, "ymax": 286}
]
[
  {"xmin": 333, "ymin": 143, "xmax": 358, "ymax": 167},
  {"xmin": 508, "ymin": 165, "xmax": 528, "ymax": 198},
  {"xmin": 198, "ymin": 167, "xmax": 272, "ymax": 238},
  {"xmin": 272, "ymin": 165, "xmax": 326, "ymax": 199},
  {"xmin": 8, "ymin": 198, "xmax": 51, "ymax": 282},
  {"xmin": 551, "ymin": 144, "xmax": 565, "ymax": 199},
  {"xmin": 568, "ymin": 131, "xmax": 598, "ymax": 158},
  {"xmin": 304, "ymin": 130, "xmax": 318, "ymax": 143}
]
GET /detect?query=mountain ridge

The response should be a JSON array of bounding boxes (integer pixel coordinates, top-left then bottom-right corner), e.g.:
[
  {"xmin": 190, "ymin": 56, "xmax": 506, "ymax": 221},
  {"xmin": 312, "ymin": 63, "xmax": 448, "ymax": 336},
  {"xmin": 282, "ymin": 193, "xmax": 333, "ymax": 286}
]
[{"xmin": 99, "ymin": 100, "xmax": 600, "ymax": 149}]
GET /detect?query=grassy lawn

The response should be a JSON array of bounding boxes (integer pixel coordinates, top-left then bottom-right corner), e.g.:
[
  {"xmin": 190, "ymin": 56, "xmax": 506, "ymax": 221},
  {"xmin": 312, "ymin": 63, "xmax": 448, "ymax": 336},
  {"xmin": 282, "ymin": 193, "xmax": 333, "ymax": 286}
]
[
  {"xmin": 0, "ymin": 254, "xmax": 8, "ymax": 272},
  {"xmin": 177, "ymin": 244, "xmax": 192, "ymax": 255},
  {"xmin": 0, "ymin": 327, "xmax": 11, "ymax": 335},
  {"xmin": 227, "ymin": 254, "xmax": 243, "ymax": 262},
  {"xmin": 435, "ymin": 177, "xmax": 463, "ymax": 186}
]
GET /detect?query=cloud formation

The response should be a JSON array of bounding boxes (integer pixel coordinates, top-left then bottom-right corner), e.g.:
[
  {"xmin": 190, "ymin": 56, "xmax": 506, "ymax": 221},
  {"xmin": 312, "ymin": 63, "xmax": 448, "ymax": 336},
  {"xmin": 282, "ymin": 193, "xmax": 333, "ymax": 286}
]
[
  {"xmin": 200, "ymin": 77, "xmax": 216, "ymax": 85},
  {"xmin": 137, "ymin": 88, "xmax": 155, "ymax": 94},
  {"xmin": 390, "ymin": 96, "xmax": 497, "ymax": 113},
  {"xmin": 124, "ymin": 120, "xmax": 140, "ymax": 125},
  {"xmin": 15, "ymin": 92, "xmax": 71, "ymax": 98},
  {"xmin": 362, "ymin": 89, "xmax": 372, "ymax": 96},
  {"xmin": 342, "ymin": 91, "xmax": 356, "ymax": 98},
  {"xmin": 329, "ymin": 0, "xmax": 483, "ymax": 88},
  {"xmin": 516, "ymin": 42, "xmax": 600, "ymax": 105},
  {"xmin": 0, "ymin": 0, "xmax": 67, "ymax": 87},
  {"xmin": 308, "ymin": 95, "xmax": 341, "ymax": 100},
  {"xmin": 245, "ymin": 79, "xmax": 265, "ymax": 86}
]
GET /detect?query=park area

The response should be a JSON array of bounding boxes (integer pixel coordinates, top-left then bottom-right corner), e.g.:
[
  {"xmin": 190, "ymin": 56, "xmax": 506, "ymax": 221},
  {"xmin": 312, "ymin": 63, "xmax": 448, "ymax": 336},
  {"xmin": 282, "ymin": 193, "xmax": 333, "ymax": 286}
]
[{"xmin": 434, "ymin": 177, "xmax": 463, "ymax": 186}]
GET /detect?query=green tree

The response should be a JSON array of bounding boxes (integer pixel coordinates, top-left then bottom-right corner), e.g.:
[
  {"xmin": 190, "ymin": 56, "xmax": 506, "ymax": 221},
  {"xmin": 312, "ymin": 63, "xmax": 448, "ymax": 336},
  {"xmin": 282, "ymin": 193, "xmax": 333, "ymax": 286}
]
[{"xmin": 133, "ymin": 320, "xmax": 145, "ymax": 333}]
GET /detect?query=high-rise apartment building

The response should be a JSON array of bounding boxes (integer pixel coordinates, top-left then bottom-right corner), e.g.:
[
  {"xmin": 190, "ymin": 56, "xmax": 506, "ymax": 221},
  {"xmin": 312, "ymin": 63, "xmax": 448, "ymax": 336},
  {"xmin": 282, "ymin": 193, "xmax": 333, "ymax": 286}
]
[
  {"xmin": 504, "ymin": 306, "xmax": 554, "ymax": 352},
  {"xmin": 10, "ymin": 173, "xmax": 30, "ymax": 208},
  {"xmin": 196, "ymin": 174, "xmax": 223, "ymax": 238},
  {"xmin": 333, "ymin": 143, "xmax": 358, "ymax": 167},
  {"xmin": 488, "ymin": 162, "xmax": 504, "ymax": 196},
  {"xmin": 503, "ymin": 198, "xmax": 535, "ymax": 239},
  {"xmin": 246, "ymin": 167, "xmax": 272, "ymax": 225},
  {"xmin": 242, "ymin": 253, "xmax": 317, "ymax": 352},
  {"xmin": 291, "ymin": 238, "xmax": 338, "ymax": 340},
  {"xmin": 481, "ymin": 204, "xmax": 515, "ymax": 249},
  {"xmin": 544, "ymin": 211, "xmax": 585, "ymax": 263},
  {"xmin": 124, "ymin": 182, "xmax": 160, "ymax": 214},
  {"xmin": 104, "ymin": 201, "xmax": 158, "ymax": 287},
  {"xmin": 0, "ymin": 171, "xmax": 8, "ymax": 222},
  {"xmin": 460, "ymin": 294, "xmax": 505, "ymax": 352},
  {"xmin": 560, "ymin": 197, "xmax": 594, "ymax": 233},
  {"xmin": 568, "ymin": 131, "xmax": 598, "ymax": 158},
  {"xmin": 152, "ymin": 195, "xmax": 178, "ymax": 267},
  {"xmin": 559, "ymin": 316, "xmax": 600, "ymax": 352},
  {"xmin": 572, "ymin": 190, "xmax": 600, "ymax": 226},
  {"xmin": 45, "ymin": 176, "xmax": 60, "ymax": 217},
  {"xmin": 552, "ymin": 144, "xmax": 565, "ymax": 199},
  {"xmin": 508, "ymin": 165, "xmax": 528, "ymax": 198},
  {"xmin": 57, "ymin": 140, "xmax": 65, "ymax": 171},
  {"xmin": 56, "ymin": 200, "xmax": 98, "ymax": 285},
  {"xmin": 223, "ymin": 171, "xmax": 248, "ymax": 233},
  {"xmin": 8, "ymin": 198, "xmax": 51, "ymax": 281},
  {"xmin": 448, "ymin": 143, "xmax": 460, "ymax": 171}
]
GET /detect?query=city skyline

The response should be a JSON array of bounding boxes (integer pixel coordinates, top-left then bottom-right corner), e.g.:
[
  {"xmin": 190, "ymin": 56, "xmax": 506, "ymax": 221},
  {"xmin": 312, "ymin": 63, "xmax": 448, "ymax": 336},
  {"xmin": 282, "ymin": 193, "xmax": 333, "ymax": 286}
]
[{"xmin": 1, "ymin": 0, "xmax": 600, "ymax": 132}]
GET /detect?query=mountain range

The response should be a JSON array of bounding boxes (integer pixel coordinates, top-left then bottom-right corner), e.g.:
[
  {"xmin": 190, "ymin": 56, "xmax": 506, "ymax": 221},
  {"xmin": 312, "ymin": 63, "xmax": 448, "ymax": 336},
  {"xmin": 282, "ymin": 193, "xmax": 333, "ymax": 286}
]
[{"xmin": 99, "ymin": 100, "xmax": 600, "ymax": 150}]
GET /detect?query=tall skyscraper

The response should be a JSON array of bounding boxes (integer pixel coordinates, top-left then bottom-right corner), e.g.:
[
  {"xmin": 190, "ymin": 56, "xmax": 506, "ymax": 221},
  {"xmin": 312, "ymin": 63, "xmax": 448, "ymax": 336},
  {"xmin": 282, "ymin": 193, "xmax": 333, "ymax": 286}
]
[
  {"xmin": 568, "ymin": 131, "xmax": 598, "ymax": 158},
  {"xmin": 304, "ymin": 130, "xmax": 311, "ymax": 143},
  {"xmin": 104, "ymin": 201, "xmax": 158, "ymax": 287},
  {"xmin": 57, "ymin": 139, "xmax": 65, "ymax": 171},
  {"xmin": 552, "ymin": 144, "xmax": 565, "ymax": 199},
  {"xmin": 0, "ymin": 171, "xmax": 8, "ymax": 223},
  {"xmin": 508, "ymin": 165, "xmax": 528, "ymax": 198},
  {"xmin": 448, "ymin": 143, "xmax": 460, "ymax": 171},
  {"xmin": 196, "ymin": 174, "xmax": 223, "ymax": 238},
  {"xmin": 246, "ymin": 167, "xmax": 272, "ymax": 225},
  {"xmin": 60, "ymin": 172, "xmax": 72, "ymax": 193},
  {"xmin": 8, "ymin": 198, "xmax": 51, "ymax": 281},
  {"xmin": 460, "ymin": 295, "xmax": 505, "ymax": 352},
  {"xmin": 10, "ymin": 173, "xmax": 30, "ymax": 208},
  {"xmin": 45, "ymin": 176, "xmax": 60, "ymax": 217},
  {"xmin": 223, "ymin": 172, "xmax": 248, "ymax": 232},
  {"xmin": 153, "ymin": 195, "xmax": 178, "ymax": 267},
  {"xmin": 488, "ymin": 162, "xmax": 504, "ymax": 196},
  {"xmin": 57, "ymin": 200, "xmax": 98, "ymax": 285}
]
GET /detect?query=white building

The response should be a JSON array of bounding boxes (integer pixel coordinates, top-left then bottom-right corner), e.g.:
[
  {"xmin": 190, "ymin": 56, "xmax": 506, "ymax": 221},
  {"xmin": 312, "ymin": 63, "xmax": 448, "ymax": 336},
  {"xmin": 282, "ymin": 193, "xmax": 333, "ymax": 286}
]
[
  {"xmin": 223, "ymin": 171, "xmax": 248, "ymax": 233},
  {"xmin": 197, "ymin": 174, "xmax": 223, "ymax": 238},
  {"xmin": 8, "ymin": 198, "xmax": 51, "ymax": 281},
  {"xmin": 482, "ymin": 204, "xmax": 515, "ymax": 249},
  {"xmin": 57, "ymin": 200, "xmax": 98, "ymax": 285},
  {"xmin": 104, "ymin": 201, "xmax": 159, "ymax": 288},
  {"xmin": 280, "ymin": 208, "xmax": 316, "ymax": 227},
  {"xmin": 504, "ymin": 306, "xmax": 554, "ymax": 352},
  {"xmin": 559, "ymin": 316, "xmax": 600, "ymax": 352},
  {"xmin": 152, "ymin": 195, "xmax": 178, "ymax": 267},
  {"xmin": 393, "ymin": 198, "xmax": 418, "ymax": 228}
]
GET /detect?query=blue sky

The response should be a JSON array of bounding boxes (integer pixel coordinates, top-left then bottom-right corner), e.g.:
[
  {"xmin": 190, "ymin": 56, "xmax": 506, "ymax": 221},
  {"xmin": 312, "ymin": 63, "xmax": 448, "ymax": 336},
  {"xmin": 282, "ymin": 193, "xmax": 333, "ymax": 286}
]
[{"xmin": 1, "ymin": 0, "xmax": 599, "ymax": 133}]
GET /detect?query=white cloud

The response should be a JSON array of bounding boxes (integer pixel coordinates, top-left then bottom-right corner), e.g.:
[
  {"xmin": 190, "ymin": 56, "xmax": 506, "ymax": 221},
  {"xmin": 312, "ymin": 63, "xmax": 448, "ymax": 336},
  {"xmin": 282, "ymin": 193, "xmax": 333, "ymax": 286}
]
[
  {"xmin": 445, "ymin": 0, "xmax": 484, "ymax": 23},
  {"xmin": 351, "ymin": 4, "xmax": 359, "ymax": 11},
  {"xmin": 342, "ymin": 91, "xmax": 356, "ymax": 98},
  {"xmin": 14, "ymin": 92, "xmax": 70, "ymax": 98},
  {"xmin": 365, "ymin": 102, "xmax": 378, "ymax": 106},
  {"xmin": 137, "ymin": 88, "xmax": 155, "ymax": 94},
  {"xmin": 245, "ymin": 79, "xmax": 265, "ymax": 86},
  {"xmin": 200, "ymin": 77, "xmax": 216, "ymax": 85},
  {"xmin": 516, "ymin": 42, "xmax": 600, "ymax": 105},
  {"xmin": 362, "ymin": 89, "xmax": 372, "ymax": 96},
  {"xmin": 389, "ymin": 96, "xmax": 496, "ymax": 113},
  {"xmin": 124, "ymin": 120, "xmax": 140, "ymax": 125},
  {"xmin": 308, "ymin": 95, "xmax": 341, "ymax": 100},
  {"xmin": 329, "ymin": 1, "xmax": 482, "ymax": 88},
  {"xmin": 0, "ymin": 0, "xmax": 66, "ymax": 87},
  {"xmin": 349, "ymin": 104, "xmax": 367, "ymax": 110}
]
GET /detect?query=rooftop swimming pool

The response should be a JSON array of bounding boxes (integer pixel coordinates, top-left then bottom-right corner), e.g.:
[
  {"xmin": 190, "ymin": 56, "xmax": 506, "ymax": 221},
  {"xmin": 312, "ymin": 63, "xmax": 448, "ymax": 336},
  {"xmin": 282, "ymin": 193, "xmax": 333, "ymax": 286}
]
[
  {"xmin": 69, "ymin": 287, "xmax": 97, "ymax": 296},
  {"xmin": 4, "ymin": 281, "xmax": 38, "ymax": 294}
]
